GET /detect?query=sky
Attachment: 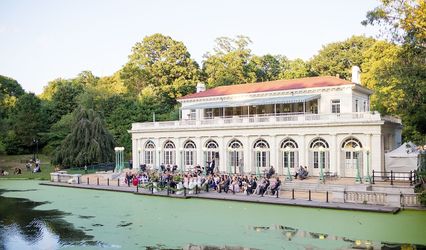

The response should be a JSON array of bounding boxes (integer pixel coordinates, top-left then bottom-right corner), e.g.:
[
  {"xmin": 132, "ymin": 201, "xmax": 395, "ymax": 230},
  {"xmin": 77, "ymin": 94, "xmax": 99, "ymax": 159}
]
[{"xmin": 0, "ymin": 0, "xmax": 381, "ymax": 94}]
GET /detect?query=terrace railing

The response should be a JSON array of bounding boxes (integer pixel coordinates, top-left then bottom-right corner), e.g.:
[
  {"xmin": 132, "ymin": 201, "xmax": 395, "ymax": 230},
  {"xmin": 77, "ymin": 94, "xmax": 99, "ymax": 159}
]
[
  {"xmin": 132, "ymin": 112, "xmax": 399, "ymax": 131},
  {"xmin": 372, "ymin": 170, "xmax": 418, "ymax": 186}
]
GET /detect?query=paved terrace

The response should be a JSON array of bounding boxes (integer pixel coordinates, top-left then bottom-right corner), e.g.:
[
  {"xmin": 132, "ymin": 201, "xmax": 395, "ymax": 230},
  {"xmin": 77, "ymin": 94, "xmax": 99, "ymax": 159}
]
[{"xmin": 41, "ymin": 179, "xmax": 401, "ymax": 214}]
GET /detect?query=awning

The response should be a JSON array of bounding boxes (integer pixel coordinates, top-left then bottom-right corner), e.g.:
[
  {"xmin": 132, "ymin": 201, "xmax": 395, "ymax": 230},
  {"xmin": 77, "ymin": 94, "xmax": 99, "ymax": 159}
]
[{"xmin": 181, "ymin": 94, "xmax": 320, "ymax": 110}]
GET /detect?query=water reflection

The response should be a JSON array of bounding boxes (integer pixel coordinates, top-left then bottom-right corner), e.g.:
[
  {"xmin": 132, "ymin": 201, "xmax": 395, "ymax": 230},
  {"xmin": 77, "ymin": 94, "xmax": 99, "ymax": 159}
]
[
  {"xmin": 251, "ymin": 225, "xmax": 424, "ymax": 249},
  {"xmin": 0, "ymin": 189, "xmax": 100, "ymax": 249}
]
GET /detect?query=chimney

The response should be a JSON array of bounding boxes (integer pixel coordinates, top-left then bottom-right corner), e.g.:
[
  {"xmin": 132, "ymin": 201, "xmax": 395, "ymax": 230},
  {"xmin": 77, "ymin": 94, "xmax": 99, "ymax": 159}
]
[
  {"xmin": 351, "ymin": 66, "xmax": 361, "ymax": 84},
  {"xmin": 196, "ymin": 82, "xmax": 206, "ymax": 93}
]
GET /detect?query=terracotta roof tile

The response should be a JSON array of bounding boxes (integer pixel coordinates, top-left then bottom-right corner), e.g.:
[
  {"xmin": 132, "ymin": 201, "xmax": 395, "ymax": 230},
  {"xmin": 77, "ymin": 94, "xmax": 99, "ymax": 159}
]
[{"xmin": 179, "ymin": 76, "xmax": 353, "ymax": 100}]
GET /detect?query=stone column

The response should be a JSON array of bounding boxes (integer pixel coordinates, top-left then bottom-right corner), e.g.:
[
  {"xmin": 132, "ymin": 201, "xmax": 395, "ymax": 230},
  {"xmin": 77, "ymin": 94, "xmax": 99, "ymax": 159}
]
[
  {"xmin": 371, "ymin": 134, "xmax": 383, "ymax": 173},
  {"xmin": 132, "ymin": 137, "xmax": 138, "ymax": 170},
  {"xmin": 196, "ymin": 137, "xmax": 202, "ymax": 166},
  {"xmin": 270, "ymin": 135, "xmax": 277, "ymax": 171},
  {"xmin": 330, "ymin": 134, "xmax": 337, "ymax": 175},
  {"xmin": 219, "ymin": 137, "xmax": 226, "ymax": 172},
  {"xmin": 243, "ymin": 136, "xmax": 250, "ymax": 174},
  {"xmin": 299, "ymin": 134, "xmax": 306, "ymax": 167}
]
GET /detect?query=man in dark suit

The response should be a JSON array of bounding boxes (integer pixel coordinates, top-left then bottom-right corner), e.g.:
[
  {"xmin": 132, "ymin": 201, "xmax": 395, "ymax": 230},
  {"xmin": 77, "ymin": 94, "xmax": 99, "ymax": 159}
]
[
  {"xmin": 208, "ymin": 159, "xmax": 215, "ymax": 175},
  {"xmin": 246, "ymin": 176, "xmax": 257, "ymax": 195}
]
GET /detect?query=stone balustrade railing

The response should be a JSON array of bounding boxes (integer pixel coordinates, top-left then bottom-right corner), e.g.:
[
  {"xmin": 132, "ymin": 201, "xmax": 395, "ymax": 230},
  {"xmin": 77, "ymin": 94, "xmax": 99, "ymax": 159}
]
[
  {"xmin": 344, "ymin": 191, "xmax": 387, "ymax": 205},
  {"xmin": 132, "ymin": 112, "xmax": 397, "ymax": 131},
  {"xmin": 50, "ymin": 172, "xmax": 81, "ymax": 184}
]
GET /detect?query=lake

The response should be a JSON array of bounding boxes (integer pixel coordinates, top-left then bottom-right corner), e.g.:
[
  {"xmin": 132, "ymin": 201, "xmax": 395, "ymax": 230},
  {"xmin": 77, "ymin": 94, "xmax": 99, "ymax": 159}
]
[{"xmin": 0, "ymin": 180, "xmax": 425, "ymax": 249}]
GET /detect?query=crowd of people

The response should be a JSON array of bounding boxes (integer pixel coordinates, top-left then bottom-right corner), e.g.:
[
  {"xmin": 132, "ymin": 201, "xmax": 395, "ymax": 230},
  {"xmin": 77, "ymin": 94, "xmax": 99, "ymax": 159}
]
[{"xmin": 123, "ymin": 164, "xmax": 282, "ymax": 196}]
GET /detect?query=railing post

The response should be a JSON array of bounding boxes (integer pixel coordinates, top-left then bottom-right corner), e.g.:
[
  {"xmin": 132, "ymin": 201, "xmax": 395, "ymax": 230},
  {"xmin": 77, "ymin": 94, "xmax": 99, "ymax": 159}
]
[
  {"xmin": 118, "ymin": 178, "xmax": 120, "ymax": 187},
  {"xmin": 87, "ymin": 177, "xmax": 89, "ymax": 185},
  {"xmin": 409, "ymin": 170, "xmax": 413, "ymax": 186},
  {"xmin": 184, "ymin": 187, "xmax": 186, "ymax": 197},
  {"xmin": 326, "ymin": 191, "xmax": 329, "ymax": 203},
  {"xmin": 233, "ymin": 185, "xmax": 235, "ymax": 195},
  {"xmin": 97, "ymin": 177, "xmax": 99, "ymax": 186},
  {"xmin": 292, "ymin": 189, "xmax": 295, "ymax": 200},
  {"xmin": 195, "ymin": 185, "xmax": 198, "ymax": 194},
  {"xmin": 390, "ymin": 170, "xmax": 393, "ymax": 185},
  {"xmin": 77, "ymin": 176, "xmax": 80, "ymax": 184},
  {"xmin": 372, "ymin": 170, "xmax": 375, "ymax": 184},
  {"xmin": 308, "ymin": 190, "xmax": 311, "ymax": 201},
  {"xmin": 107, "ymin": 178, "xmax": 109, "ymax": 186}
]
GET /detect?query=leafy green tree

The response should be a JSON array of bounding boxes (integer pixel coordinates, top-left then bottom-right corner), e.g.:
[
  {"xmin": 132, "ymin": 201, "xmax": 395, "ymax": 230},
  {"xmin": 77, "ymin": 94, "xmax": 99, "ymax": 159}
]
[
  {"xmin": 40, "ymin": 113, "xmax": 73, "ymax": 155},
  {"xmin": 202, "ymin": 36, "xmax": 256, "ymax": 88},
  {"xmin": 363, "ymin": 0, "xmax": 426, "ymax": 144},
  {"xmin": 5, "ymin": 93, "xmax": 47, "ymax": 154},
  {"xmin": 54, "ymin": 107, "xmax": 115, "ymax": 167},
  {"xmin": 121, "ymin": 33, "xmax": 200, "ymax": 105},
  {"xmin": 310, "ymin": 36, "xmax": 376, "ymax": 79},
  {"xmin": 47, "ymin": 82, "xmax": 84, "ymax": 124},
  {"xmin": 249, "ymin": 54, "xmax": 282, "ymax": 82},
  {"xmin": 280, "ymin": 58, "xmax": 314, "ymax": 79}
]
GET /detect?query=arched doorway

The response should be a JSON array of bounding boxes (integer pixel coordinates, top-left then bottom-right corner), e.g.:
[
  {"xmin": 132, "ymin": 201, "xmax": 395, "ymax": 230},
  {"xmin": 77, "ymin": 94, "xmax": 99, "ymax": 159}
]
[
  {"xmin": 280, "ymin": 138, "xmax": 299, "ymax": 176},
  {"xmin": 228, "ymin": 139, "xmax": 243, "ymax": 174},
  {"xmin": 253, "ymin": 139, "xmax": 270, "ymax": 176},
  {"xmin": 341, "ymin": 137, "xmax": 363, "ymax": 178},
  {"xmin": 183, "ymin": 140, "xmax": 196, "ymax": 169},
  {"xmin": 204, "ymin": 140, "xmax": 219, "ymax": 172},
  {"xmin": 163, "ymin": 140, "xmax": 176, "ymax": 166},
  {"xmin": 309, "ymin": 138, "xmax": 330, "ymax": 176},
  {"xmin": 144, "ymin": 141, "xmax": 155, "ymax": 168}
]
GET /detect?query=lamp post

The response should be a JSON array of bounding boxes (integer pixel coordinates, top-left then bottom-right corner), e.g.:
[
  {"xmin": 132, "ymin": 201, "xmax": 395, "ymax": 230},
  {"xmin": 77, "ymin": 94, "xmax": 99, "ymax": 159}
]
[
  {"xmin": 364, "ymin": 148, "xmax": 372, "ymax": 183},
  {"xmin": 318, "ymin": 146, "xmax": 325, "ymax": 183},
  {"xmin": 354, "ymin": 145, "xmax": 362, "ymax": 183},
  {"xmin": 283, "ymin": 146, "xmax": 292, "ymax": 181},
  {"xmin": 179, "ymin": 147, "xmax": 184, "ymax": 174}
]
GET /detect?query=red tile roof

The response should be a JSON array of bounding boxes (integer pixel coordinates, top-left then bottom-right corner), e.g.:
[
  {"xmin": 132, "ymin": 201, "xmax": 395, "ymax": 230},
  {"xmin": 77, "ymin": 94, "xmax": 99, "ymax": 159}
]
[{"xmin": 179, "ymin": 76, "xmax": 354, "ymax": 100}]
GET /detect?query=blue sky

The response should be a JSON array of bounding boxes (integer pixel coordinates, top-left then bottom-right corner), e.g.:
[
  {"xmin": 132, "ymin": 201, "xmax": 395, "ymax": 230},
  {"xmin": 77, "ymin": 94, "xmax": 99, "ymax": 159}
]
[{"xmin": 0, "ymin": 0, "xmax": 380, "ymax": 94}]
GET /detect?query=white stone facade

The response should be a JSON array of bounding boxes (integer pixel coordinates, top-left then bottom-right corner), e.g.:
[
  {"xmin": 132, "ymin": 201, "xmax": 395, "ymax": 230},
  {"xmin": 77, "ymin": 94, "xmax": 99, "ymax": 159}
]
[{"xmin": 129, "ymin": 77, "xmax": 402, "ymax": 178}]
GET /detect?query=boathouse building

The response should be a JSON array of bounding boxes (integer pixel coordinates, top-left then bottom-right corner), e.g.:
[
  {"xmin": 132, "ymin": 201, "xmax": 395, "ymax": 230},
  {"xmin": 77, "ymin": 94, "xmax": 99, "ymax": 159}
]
[{"xmin": 129, "ymin": 67, "xmax": 402, "ymax": 178}]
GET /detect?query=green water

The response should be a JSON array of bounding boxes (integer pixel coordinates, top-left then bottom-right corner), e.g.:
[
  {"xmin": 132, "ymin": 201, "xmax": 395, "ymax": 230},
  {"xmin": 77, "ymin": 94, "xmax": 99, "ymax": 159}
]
[{"xmin": 0, "ymin": 180, "xmax": 425, "ymax": 249}]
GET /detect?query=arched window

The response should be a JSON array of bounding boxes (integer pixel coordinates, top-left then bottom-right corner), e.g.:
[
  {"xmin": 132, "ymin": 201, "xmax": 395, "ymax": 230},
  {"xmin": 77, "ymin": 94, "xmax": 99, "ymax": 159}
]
[
  {"xmin": 184, "ymin": 140, "xmax": 196, "ymax": 167},
  {"xmin": 280, "ymin": 139, "xmax": 299, "ymax": 171},
  {"xmin": 144, "ymin": 141, "xmax": 155, "ymax": 166},
  {"xmin": 253, "ymin": 139, "xmax": 270, "ymax": 170},
  {"xmin": 228, "ymin": 139, "xmax": 244, "ymax": 174},
  {"xmin": 163, "ymin": 140, "xmax": 176, "ymax": 165},
  {"xmin": 341, "ymin": 137, "xmax": 363, "ymax": 177},
  {"xmin": 205, "ymin": 140, "xmax": 219, "ymax": 167},
  {"xmin": 309, "ymin": 138, "xmax": 330, "ymax": 175}
]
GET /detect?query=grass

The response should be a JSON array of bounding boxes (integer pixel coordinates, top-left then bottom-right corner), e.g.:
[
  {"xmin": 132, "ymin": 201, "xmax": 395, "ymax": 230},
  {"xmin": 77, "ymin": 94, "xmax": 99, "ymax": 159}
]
[{"xmin": 0, "ymin": 154, "xmax": 53, "ymax": 180}]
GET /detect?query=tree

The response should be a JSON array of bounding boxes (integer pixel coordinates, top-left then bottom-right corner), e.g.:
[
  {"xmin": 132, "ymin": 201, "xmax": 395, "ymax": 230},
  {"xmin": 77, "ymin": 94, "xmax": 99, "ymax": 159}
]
[
  {"xmin": 310, "ymin": 36, "xmax": 376, "ymax": 79},
  {"xmin": 5, "ymin": 93, "xmax": 47, "ymax": 154},
  {"xmin": 54, "ymin": 107, "xmax": 115, "ymax": 167},
  {"xmin": 249, "ymin": 54, "xmax": 282, "ymax": 82},
  {"xmin": 280, "ymin": 58, "xmax": 314, "ymax": 79},
  {"xmin": 202, "ymin": 36, "xmax": 257, "ymax": 88},
  {"xmin": 47, "ymin": 82, "xmax": 84, "ymax": 124},
  {"xmin": 121, "ymin": 33, "xmax": 200, "ymax": 105},
  {"xmin": 363, "ymin": 0, "xmax": 426, "ymax": 143}
]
